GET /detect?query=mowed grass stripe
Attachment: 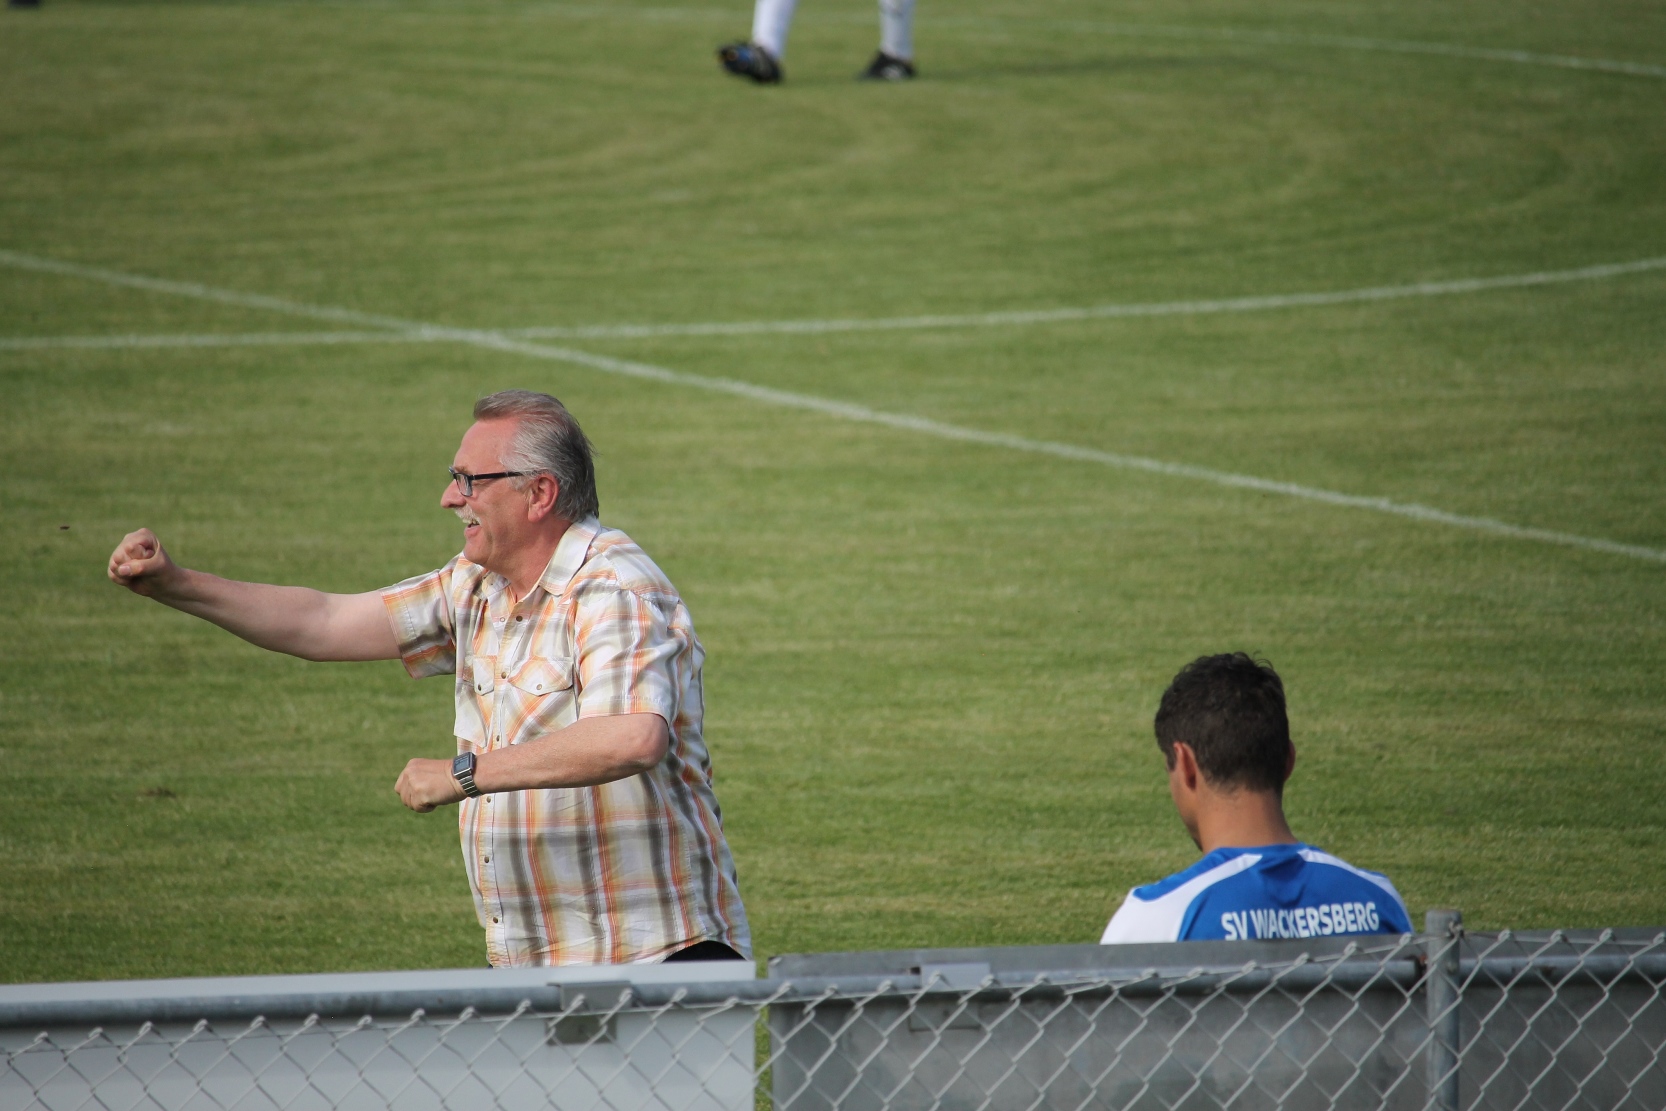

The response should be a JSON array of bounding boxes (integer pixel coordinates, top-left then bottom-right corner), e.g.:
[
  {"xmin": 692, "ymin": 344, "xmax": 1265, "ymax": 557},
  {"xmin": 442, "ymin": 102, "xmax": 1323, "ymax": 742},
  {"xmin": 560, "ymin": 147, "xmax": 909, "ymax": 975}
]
[
  {"xmin": 5, "ymin": 249, "xmax": 1662, "ymax": 564},
  {"xmin": 933, "ymin": 16, "xmax": 1666, "ymax": 80}
]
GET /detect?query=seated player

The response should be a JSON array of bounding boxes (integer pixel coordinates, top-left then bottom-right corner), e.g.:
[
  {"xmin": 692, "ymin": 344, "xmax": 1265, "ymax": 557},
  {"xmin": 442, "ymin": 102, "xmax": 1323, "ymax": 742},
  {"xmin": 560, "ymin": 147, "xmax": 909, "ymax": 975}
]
[{"xmin": 1102, "ymin": 653, "xmax": 1411, "ymax": 944}]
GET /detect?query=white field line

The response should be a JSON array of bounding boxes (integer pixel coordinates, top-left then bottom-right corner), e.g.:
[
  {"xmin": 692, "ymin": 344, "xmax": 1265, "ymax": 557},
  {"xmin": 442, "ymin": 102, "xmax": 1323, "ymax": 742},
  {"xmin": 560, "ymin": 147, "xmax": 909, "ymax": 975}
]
[
  {"xmin": 503, "ymin": 258, "xmax": 1666, "ymax": 340},
  {"xmin": 3, "ymin": 249, "xmax": 1663, "ymax": 564},
  {"xmin": 438, "ymin": 339, "xmax": 1666, "ymax": 565},
  {"xmin": 0, "ymin": 250, "xmax": 417, "ymax": 331},
  {"xmin": 0, "ymin": 331, "xmax": 437, "ymax": 352},
  {"xmin": 10, "ymin": 256, "xmax": 1663, "ymax": 347}
]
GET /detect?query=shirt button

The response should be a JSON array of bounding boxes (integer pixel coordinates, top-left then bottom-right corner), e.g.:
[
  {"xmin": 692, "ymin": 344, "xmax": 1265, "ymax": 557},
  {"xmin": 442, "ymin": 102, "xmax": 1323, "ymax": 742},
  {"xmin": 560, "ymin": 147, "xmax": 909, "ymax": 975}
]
[
  {"xmin": 484, "ymin": 856, "xmax": 490, "ymax": 864},
  {"xmin": 492, "ymin": 917, "xmax": 499, "ymax": 924},
  {"xmin": 515, "ymin": 616, "xmax": 525, "ymax": 623}
]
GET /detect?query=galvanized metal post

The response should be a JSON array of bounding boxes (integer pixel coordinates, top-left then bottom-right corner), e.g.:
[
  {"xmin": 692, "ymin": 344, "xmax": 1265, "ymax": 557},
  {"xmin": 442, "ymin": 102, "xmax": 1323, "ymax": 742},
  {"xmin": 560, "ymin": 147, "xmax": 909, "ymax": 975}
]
[{"xmin": 1425, "ymin": 908, "xmax": 1464, "ymax": 1111}]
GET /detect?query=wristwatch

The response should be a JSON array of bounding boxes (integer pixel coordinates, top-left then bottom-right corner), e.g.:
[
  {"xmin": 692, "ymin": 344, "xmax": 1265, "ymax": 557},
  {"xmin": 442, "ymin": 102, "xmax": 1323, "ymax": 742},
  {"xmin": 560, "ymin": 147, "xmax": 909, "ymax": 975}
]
[{"xmin": 451, "ymin": 752, "xmax": 483, "ymax": 798}]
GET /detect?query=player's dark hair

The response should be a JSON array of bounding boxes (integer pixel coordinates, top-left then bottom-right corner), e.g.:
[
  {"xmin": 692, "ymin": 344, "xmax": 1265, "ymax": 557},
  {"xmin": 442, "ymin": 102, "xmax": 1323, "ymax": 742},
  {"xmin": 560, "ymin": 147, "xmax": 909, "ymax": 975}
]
[
  {"xmin": 1154, "ymin": 653, "xmax": 1292, "ymax": 794},
  {"xmin": 473, "ymin": 390, "xmax": 600, "ymax": 522}
]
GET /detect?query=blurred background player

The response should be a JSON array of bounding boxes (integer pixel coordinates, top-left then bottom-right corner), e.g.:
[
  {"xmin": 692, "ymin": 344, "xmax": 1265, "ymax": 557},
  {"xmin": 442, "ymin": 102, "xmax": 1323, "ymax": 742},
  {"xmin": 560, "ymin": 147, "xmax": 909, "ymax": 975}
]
[
  {"xmin": 1102, "ymin": 653, "xmax": 1412, "ymax": 944},
  {"xmin": 719, "ymin": 0, "xmax": 916, "ymax": 84}
]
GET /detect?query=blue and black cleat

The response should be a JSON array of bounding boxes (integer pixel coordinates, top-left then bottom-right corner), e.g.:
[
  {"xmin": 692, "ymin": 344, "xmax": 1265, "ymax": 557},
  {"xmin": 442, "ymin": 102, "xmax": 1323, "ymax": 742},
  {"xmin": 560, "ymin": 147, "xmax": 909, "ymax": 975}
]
[{"xmin": 718, "ymin": 41, "xmax": 783, "ymax": 84}]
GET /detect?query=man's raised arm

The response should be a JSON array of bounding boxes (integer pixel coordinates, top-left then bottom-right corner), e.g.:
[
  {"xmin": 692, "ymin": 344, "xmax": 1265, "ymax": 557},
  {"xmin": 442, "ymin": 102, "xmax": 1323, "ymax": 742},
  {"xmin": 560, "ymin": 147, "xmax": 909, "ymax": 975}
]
[{"xmin": 108, "ymin": 527, "xmax": 401, "ymax": 662}]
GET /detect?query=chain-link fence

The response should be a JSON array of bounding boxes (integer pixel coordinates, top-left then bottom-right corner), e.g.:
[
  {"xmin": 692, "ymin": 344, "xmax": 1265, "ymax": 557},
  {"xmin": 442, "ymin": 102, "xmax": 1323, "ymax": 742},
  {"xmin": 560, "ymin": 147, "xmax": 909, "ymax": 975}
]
[{"xmin": 4, "ymin": 914, "xmax": 1662, "ymax": 1111}]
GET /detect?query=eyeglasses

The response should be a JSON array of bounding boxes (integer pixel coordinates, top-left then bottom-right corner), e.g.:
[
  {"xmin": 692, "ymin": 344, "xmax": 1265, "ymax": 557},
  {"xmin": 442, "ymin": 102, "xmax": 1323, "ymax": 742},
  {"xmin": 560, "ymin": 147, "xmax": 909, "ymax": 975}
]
[{"xmin": 448, "ymin": 468, "xmax": 533, "ymax": 497}]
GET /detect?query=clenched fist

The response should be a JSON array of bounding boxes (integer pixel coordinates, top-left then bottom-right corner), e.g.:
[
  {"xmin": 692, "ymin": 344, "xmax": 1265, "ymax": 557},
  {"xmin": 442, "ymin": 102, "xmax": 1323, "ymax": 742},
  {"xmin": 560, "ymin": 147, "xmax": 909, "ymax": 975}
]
[
  {"xmin": 396, "ymin": 758, "xmax": 467, "ymax": 812},
  {"xmin": 108, "ymin": 528, "xmax": 182, "ymax": 598}
]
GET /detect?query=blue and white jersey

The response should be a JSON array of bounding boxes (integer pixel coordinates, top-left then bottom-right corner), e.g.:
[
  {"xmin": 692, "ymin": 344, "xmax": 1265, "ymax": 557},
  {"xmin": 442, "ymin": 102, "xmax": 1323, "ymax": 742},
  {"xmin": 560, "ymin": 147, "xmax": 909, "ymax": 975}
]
[{"xmin": 1100, "ymin": 843, "xmax": 1411, "ymax": 944}]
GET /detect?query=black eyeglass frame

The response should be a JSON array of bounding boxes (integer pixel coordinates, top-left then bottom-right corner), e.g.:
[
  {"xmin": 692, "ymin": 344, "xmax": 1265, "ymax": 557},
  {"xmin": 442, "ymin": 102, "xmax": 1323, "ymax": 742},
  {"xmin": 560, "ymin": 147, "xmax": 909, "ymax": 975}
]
[{"xmin": 448, "ymin": 468, "xmax": 535, "ymax": 497}]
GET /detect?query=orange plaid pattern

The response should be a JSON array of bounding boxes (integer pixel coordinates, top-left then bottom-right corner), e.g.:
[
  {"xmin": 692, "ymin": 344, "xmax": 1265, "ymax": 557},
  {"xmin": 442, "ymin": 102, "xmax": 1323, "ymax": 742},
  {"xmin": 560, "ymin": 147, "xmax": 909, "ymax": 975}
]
[{"xmin": 382, "ymin": 518, "xmax": 750, "ymax": 966}]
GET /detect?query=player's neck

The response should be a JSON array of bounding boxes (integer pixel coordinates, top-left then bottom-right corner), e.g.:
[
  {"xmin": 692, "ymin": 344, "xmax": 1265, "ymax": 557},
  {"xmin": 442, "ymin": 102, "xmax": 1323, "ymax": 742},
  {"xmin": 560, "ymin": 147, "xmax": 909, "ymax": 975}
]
[{"xmin": 1193, "ymin": 789, "xmax": 1299, "ymax": 855}]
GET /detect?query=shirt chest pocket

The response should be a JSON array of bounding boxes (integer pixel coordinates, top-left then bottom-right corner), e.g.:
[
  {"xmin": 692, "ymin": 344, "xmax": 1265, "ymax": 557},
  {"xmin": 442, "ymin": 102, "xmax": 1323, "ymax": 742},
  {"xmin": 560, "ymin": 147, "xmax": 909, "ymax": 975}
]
[
  {"xmin": 509, "ymin": 656, "xmax": 572, "ymax": 697},
  {"xmin": 506, "ymin": 656, "xmax": 577, "ymax": 734}
]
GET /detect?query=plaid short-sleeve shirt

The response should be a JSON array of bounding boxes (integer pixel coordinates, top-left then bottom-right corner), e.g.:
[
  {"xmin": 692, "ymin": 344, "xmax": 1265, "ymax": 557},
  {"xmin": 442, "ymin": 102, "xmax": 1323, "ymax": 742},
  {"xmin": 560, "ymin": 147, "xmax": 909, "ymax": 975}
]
[{"xmin": 381, "ymin": 517, "xmax": 750, "ymax": 966}]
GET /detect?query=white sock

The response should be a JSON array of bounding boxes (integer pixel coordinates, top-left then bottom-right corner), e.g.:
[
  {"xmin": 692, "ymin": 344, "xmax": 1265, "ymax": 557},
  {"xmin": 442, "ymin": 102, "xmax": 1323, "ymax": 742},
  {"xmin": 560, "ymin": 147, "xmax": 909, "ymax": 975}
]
[
  {"xmin": 751, "ymin": 0, "xmax": 799, "ymax": 60},
  {"xmin": 878, "ymin": 0, "xmax": 915, "ymax": 60}
]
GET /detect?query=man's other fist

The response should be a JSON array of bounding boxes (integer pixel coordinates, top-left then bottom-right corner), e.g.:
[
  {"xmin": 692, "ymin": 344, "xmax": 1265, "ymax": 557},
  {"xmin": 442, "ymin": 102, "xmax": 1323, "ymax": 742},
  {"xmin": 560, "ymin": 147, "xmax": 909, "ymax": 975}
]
[{"xmin": 396, "ymin": 757, "xmax": 467, "ymax": 813}]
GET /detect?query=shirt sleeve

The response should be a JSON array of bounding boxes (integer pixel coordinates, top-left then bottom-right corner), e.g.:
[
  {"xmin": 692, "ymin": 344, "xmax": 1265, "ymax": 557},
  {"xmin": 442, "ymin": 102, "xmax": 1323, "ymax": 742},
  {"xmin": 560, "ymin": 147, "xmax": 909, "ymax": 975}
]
[
  {"xmin": 381, "ymin": 558, "xmax": 461, "ymax": 679},
  {"xmin": 569, "ymin": 575, "xmax": 683, "ymax": 723},
  {"xmin": 1101, "ymin": 890, "xmax": 1168, "ymax": 944}
]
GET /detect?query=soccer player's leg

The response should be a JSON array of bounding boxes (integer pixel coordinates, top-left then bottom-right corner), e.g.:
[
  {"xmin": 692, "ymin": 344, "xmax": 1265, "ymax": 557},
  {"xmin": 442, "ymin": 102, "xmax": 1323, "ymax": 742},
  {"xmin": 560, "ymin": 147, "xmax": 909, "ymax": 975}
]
[{"xmin": 860, "ymin": 0, "xmax": 916, "ymax": 80}]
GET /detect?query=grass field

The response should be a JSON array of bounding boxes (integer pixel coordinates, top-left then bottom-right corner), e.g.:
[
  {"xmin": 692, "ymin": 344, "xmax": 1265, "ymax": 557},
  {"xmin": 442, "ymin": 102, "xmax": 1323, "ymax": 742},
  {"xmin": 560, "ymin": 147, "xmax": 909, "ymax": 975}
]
[{"xmin": 2, "ymin": 0, "xmax": 1664, "ymax": 984}]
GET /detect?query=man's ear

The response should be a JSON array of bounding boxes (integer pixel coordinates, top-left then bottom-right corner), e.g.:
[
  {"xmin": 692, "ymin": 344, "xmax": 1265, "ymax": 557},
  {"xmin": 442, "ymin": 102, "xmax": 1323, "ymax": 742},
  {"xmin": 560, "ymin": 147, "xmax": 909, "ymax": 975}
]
[
  {"xmin": 1284, "ymin": 743, "xmax": 1297, "ymax": 783},
  {"xmin": 1172, "ymin": 741, "xmax": 1201, "ymax": 791},
  {"xmin": 525, "ymin": 475, "xmax": 561, "ymax": 521}
]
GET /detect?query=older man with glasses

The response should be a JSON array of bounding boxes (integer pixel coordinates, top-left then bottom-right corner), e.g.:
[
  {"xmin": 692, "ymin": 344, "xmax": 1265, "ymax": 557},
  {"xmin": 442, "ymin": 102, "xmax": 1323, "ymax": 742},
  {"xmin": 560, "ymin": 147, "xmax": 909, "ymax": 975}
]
[{"xmin": 107, "ymin": 390, "xmax": 751, "ymax": 967}]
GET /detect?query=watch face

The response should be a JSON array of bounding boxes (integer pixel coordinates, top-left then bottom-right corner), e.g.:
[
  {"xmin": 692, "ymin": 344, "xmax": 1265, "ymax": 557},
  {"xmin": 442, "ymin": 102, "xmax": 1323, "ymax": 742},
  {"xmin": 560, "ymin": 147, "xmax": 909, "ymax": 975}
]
[{"xmin": 453, "ymin": 753, "xmax": 474, "ymax": 775}]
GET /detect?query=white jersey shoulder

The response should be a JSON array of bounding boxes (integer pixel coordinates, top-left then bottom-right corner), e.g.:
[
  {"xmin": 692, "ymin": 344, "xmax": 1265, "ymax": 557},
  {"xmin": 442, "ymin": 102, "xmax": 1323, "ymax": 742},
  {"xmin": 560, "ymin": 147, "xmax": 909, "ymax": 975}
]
[{"xmin": 1100, "ymin": 853, "xmax": 1261, "ymax": 944}]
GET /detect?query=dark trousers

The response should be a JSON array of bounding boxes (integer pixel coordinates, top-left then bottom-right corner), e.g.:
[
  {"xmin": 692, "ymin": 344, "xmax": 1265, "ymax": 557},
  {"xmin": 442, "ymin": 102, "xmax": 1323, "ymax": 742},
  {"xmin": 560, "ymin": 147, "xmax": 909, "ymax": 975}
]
[{"xmin": 664, "ymin": 939, "xmax": 746, "ymax": 962}]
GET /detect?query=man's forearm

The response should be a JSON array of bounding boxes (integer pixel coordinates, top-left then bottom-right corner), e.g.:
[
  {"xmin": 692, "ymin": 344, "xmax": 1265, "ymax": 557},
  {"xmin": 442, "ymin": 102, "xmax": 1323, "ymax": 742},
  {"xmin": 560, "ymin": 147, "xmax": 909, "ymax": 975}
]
[
  {"xmin": 476, "ymin": 713, "xmax": 670, "ymax": 792},
  {"xmin": 394, "ymin": 713, "xmax": 670, "ymax": 812},
  {"xmin": 155, "ymin": 570, "xmax": 398, "ymax": 662},
  {"xmin": 109, "ymin": 527, "xmax": 400, "ymax": 662}
]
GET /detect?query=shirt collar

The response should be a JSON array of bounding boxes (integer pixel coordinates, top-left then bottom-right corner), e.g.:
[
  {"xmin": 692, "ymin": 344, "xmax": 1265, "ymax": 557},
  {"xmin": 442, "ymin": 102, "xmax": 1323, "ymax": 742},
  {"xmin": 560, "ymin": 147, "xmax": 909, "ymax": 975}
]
[{"xmin": 537, "ymin": 516, "xmax": 601, "ymax": 597}]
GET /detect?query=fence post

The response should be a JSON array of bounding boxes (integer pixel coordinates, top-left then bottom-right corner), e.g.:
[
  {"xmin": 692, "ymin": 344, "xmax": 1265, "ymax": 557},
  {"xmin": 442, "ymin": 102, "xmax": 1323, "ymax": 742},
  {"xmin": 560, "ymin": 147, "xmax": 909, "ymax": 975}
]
[{"xmin": 1424, "ymin": 908, "xmax": 1464, "ymax": 1111}]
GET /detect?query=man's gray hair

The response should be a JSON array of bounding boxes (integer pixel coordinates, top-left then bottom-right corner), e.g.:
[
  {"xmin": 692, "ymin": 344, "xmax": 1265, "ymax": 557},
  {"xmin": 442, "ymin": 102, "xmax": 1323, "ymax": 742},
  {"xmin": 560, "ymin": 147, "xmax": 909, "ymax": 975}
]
[{"xmin": 472, "ymin": 390, "xmax": 600, "ymax": 522}]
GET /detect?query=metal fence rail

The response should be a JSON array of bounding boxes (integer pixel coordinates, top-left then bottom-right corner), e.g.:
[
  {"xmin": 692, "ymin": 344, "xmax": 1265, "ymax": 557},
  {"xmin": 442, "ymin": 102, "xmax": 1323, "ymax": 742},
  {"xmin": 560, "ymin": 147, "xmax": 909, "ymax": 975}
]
[{"xmin": 3, "ymin": 915, "xmax": 1662, "ymax": 1110}]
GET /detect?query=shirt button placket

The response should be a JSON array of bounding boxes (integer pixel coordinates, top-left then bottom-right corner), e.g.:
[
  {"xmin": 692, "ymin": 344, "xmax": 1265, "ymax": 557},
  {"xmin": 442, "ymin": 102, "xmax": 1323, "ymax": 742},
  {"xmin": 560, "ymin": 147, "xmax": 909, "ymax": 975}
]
[
  {"xmin": 479, "ymin": 605, "xmax": 510, "ymax": 950},
  {"xmin": 483, "ymin": 827, "xmax": 503, "ymax": 929},
  {"xmin": 485, "ymin": 600, "xmax": 525, "ymax": 943},
  {"xmin": 494, "ymin": 614, "xmax": 511, "ymax": 750}
]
